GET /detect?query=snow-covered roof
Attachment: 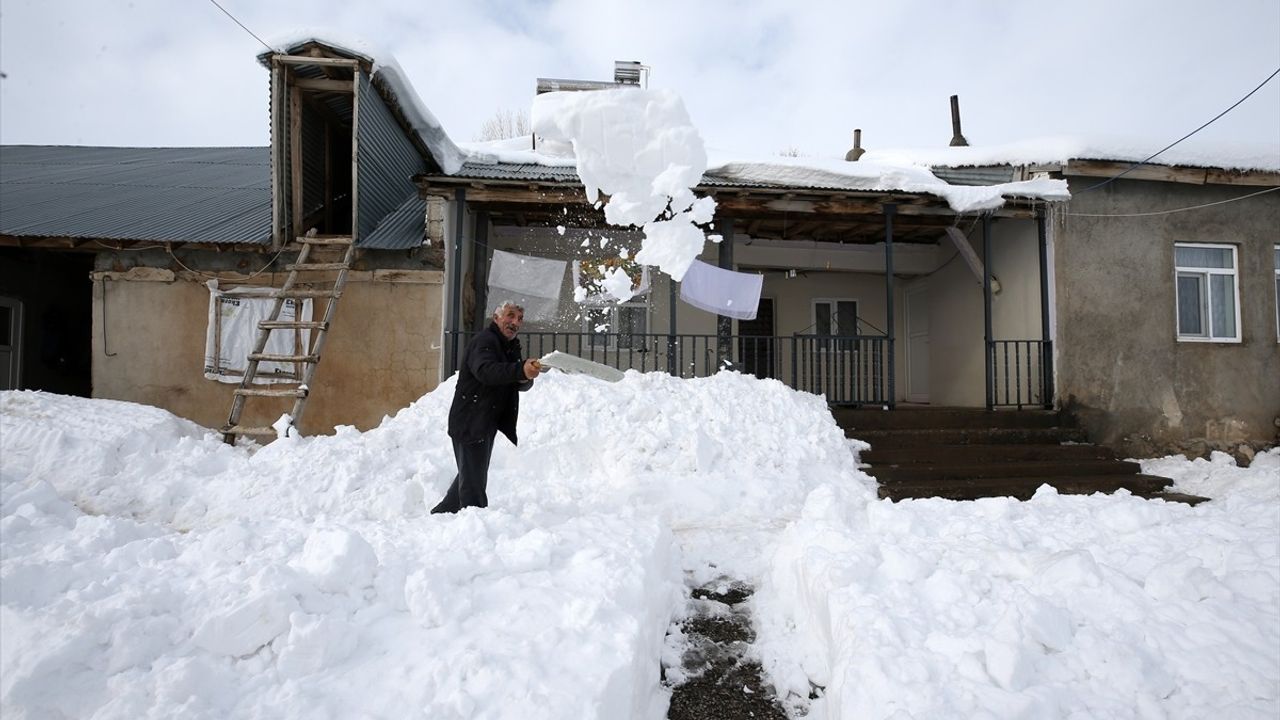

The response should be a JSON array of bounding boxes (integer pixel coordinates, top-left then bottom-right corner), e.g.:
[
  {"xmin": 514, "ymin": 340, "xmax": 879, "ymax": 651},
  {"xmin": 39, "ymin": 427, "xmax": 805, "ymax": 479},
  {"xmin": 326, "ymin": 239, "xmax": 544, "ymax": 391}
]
[
  {"xmin": 860, "ymin": 135, "xmax": 1280, "ymax": 173},
  {"xmin": 260, "ymin": 34, "xmax": 466, "ymax": 175}
]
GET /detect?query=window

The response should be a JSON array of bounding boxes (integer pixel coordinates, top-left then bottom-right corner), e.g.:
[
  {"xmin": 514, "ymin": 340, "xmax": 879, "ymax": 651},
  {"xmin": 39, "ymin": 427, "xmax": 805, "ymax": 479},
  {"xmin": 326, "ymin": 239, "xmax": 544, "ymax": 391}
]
[
  {"xmin": 584, "ymin": 302, "xmax": 648, "ymax": 349},
  {"xmin": 813, "ymin": 299, "xmax": 859, "ymax": 350},
  {"xmin": 1174, "ymin": 244, "xmax": 1241, "ymax": 342},
  {"xmin": 1274, "ymin": 245, "xmax": 1279, "ymax": 340}
]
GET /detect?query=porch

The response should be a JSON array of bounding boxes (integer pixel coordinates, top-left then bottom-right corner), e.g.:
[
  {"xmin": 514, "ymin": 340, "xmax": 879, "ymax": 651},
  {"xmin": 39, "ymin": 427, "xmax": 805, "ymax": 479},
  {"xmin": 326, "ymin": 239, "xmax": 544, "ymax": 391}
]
[{"xmin": 422, "ymin": 163, "xmax": 1059, "ymax": 410}]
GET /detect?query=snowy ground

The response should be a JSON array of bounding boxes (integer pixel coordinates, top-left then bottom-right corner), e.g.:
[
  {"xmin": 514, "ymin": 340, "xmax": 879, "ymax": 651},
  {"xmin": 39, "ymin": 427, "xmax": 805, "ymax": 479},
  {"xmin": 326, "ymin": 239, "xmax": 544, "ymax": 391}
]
[{"xmin": 2, "ymin": 375, "xmax": 1277, "ymax": 719}]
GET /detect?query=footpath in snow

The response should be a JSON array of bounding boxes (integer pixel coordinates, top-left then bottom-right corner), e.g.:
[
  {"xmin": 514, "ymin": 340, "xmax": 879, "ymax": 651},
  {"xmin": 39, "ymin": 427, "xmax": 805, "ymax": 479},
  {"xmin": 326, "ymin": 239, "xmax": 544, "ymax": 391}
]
[{"xmin": 3, "ymin": 374, "xmax": 1278, "ymax": 719}]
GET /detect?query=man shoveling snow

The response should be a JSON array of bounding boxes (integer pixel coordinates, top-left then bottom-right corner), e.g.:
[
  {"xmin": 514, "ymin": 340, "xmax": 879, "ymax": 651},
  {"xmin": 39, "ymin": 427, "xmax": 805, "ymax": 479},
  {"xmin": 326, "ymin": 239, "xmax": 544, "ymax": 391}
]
[{"xmin": 431, "ymin": 301, "xmax": 543, "ymax": 513}]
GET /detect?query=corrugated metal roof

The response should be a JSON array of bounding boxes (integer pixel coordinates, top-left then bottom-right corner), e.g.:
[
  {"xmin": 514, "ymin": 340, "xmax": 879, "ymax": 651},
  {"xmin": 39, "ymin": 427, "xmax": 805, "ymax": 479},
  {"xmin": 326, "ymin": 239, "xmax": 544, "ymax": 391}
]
[
  {"xmin": 356, "ymin": 72, "xmax": 427, "ymax": 244},
  {"xmin": 931, "ymin": 165, "xmax": 1017, "ymax": 186},
  {"xmin": 0, "ymin": 146, "xmax": 272, "ymax": 244},
  {"xmin": 448, "ymin": 161, "xmax": 776, "ymax": 189},
  {"xmin": 362, "ymin": 193, "xmax": 426, "ymax": 250}
]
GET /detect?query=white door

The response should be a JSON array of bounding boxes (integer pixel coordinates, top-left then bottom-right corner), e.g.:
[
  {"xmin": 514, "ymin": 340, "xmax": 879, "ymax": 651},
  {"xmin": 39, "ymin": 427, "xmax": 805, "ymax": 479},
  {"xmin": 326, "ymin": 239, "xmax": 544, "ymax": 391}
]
[{"xmin": 905, "ymin": 284, "xmax": 929, "ymax": 403}]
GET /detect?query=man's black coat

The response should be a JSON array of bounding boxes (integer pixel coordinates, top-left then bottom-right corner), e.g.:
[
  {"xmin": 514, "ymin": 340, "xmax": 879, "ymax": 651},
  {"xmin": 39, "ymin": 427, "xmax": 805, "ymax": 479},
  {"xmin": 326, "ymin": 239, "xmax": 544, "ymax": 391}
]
[{"xmin": 447, "ymin": 322, "xmax": 533, "ymax": 445}]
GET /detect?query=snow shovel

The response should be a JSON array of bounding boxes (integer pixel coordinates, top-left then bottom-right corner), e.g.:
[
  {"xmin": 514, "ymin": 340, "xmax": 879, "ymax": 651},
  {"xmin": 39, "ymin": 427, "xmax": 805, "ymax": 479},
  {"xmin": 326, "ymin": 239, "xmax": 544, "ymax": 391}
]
[{"xmin": 537, "ymin": 351, "xmax": 625, "ymax": 382}]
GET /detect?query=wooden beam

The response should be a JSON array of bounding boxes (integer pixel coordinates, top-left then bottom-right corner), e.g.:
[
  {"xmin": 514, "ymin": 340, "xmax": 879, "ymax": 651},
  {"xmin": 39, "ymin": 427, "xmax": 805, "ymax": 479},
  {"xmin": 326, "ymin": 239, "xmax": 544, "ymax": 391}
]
[
  {"xmin": 1204, "ymin": 168, "xmax": 1280, "ymax": 187},
  {"xmin": 290, "ymin": 81, "xmax": 303, "ymax": 234},
  {"xmin": 294, "ymin": 77, "xmax": 354, "ymax": 93},
  {"xmin": 1064, "ymin": 160, "xmax": 1208, "ymax": 185},
  {"xmin": 273, "ymin": 55, "xmax": 360, "ymax": 68}
]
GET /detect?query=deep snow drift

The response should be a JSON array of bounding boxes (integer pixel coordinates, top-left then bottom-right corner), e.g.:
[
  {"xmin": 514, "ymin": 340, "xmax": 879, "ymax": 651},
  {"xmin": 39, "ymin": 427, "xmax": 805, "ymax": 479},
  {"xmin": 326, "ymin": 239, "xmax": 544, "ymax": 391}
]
[{"xmin": 2, "ymin": 376, "xmax": 1277, "ymax": 720}]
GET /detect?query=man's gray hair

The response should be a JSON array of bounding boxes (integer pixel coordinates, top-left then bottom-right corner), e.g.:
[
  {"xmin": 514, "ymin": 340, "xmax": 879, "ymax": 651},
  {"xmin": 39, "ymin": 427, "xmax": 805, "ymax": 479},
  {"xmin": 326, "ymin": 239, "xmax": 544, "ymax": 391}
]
[{"xmin": 492, "ymin": 301, "xmax": 524, "ymax": 316}]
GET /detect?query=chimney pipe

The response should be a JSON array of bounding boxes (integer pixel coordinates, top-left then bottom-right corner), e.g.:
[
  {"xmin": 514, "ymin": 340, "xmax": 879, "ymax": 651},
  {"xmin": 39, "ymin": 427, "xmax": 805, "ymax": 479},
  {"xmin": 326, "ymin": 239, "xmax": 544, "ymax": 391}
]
[
  {"xmin": 949, "ymin": 95, "xmax": 968, "ymax": 147},
  {"xmin": 845, "ymin": 128, "xmax": 866, "ymax": 161}
]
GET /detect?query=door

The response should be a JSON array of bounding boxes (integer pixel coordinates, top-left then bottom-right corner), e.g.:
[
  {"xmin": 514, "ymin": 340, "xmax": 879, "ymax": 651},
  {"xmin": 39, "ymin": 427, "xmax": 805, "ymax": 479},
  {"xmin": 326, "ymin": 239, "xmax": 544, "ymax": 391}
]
[
  {"xmin": 738, "ymin": 297, "xmax": 775, "ymax": 378},
  {"xmin": 905, "ymin": 283, "xmax": 930, "ymax": 403},
  {"xmin": 0, "ymin": 297, "xmax": 23, "ymax": 390}
]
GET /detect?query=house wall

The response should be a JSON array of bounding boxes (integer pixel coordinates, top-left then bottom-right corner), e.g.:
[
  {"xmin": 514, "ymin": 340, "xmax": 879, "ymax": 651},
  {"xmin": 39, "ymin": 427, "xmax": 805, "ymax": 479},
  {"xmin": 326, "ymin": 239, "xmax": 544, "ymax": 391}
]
[
  {"xmin": 90, "ymin": 249, "xmax": 444, "ymax": 437},
  {"xmin": 1054, "ymin": 177, "xmax": 1280, "ymax": 457}
]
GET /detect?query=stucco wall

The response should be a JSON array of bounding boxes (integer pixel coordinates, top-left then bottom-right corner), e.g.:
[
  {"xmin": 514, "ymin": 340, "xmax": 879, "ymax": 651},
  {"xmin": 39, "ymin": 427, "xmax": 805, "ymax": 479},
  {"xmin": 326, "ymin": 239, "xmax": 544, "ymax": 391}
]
[
  {"xmin": 1054, "ymin": 177, "xmax": 1280, "ymax": 455},
  {"xmin": 91, "ymin": 265, "xmax": 443, "ymax": 437}
]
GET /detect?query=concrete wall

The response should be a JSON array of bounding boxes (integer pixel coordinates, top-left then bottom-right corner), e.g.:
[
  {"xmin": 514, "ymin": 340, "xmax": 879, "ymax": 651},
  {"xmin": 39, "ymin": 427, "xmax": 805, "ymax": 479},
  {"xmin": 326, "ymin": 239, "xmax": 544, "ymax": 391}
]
[
  {"xmin": 1054, "ymin": 177, "xmax": 1280, "ymax": 456},
  {"xmin": 90, "ymin": 249, "xmax": 444, "ymax": 437}
]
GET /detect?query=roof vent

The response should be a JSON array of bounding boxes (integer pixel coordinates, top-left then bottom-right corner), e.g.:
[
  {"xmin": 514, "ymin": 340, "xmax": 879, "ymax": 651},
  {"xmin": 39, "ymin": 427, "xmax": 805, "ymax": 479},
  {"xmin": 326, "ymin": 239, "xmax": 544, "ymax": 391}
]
[
  {"xmin": 949, "ymin": 95, "xmax": 969, "ymax": 147},
  {"xmin": 845, "ymin": 129, "xmax": 866, "ymax": 161},
  {"xmin": 536, "ymin": 61, "xmax": 649, "ymax": 95}
]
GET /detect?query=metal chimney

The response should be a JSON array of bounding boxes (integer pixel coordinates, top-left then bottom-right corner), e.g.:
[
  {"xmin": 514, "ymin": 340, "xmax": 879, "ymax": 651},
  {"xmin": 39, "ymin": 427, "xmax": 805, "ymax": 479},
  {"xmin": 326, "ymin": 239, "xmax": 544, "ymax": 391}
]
[
  {"xmin": 844, "ymin": 129, "xmax": 866, "ymax": 161},
  {"xmin": 949, "ymin": 95, "xmax": 969, "ymax": 147}
]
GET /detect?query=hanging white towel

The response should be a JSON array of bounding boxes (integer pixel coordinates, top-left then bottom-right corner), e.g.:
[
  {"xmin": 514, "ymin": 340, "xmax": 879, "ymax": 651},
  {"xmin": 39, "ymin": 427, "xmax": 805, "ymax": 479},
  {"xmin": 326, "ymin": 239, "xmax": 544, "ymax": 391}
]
[
  {"xmin": 678, "ymin": 259, "xmax": 763, "ymax": 320},
  {"xmin": 487, "ymin": 249, "xmax": 566, "ymax": 322}
]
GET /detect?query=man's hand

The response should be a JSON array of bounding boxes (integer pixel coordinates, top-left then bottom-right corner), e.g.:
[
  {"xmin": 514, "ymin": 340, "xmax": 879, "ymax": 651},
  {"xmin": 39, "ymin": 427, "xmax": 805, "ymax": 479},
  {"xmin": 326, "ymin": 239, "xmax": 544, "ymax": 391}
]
[{"xmin": 523, "ymin": 359, "xmax": 543, "ymax": 380}]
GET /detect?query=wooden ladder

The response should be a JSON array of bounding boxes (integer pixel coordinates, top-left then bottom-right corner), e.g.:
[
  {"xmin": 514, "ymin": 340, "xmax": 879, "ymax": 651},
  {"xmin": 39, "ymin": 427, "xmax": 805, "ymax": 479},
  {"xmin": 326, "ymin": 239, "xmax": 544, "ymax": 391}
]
[{"xmin": 221, "ymin": 234, "xmax": 355, "ymax": 444}]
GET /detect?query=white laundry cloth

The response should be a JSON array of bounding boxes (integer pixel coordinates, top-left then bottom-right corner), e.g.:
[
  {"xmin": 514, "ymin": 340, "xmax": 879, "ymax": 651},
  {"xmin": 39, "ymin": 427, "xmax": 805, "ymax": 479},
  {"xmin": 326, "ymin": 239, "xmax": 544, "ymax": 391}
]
[
  {"xmin": 487, "ymin": 250, "xmax": 566, "ymax": 322},
  {"xmin": 204, "ymin": 285, "xmax": 312, "ymax": 384},
  {"xmin": 678, "ymin": 259, "xmax": 763, "ymax": 320}
]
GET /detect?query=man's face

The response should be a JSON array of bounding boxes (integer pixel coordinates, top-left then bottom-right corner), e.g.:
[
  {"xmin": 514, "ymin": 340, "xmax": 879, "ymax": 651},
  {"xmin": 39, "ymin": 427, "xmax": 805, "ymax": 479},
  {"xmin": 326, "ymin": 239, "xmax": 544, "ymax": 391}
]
[{"xmin": 495, "ymin": 307, "xmax": 524, "ymax": 340}]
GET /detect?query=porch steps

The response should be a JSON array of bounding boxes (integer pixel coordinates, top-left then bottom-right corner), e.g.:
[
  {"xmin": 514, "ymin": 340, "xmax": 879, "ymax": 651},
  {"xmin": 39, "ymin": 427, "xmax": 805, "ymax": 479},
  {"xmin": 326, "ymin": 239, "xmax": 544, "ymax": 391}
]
[{"xmin": 837, "ymin": 408, "xmax": 1208, "ymax": 505}]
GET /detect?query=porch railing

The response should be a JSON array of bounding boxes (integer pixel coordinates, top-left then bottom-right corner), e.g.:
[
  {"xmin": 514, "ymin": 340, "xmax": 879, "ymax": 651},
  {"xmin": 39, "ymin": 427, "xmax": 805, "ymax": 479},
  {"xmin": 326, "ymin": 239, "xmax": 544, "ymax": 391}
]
[
  {"xmin": 447, "ymin": 331, "xmax": 890, "ymax": 406},
  {"xmin": 988, "ymin": 339, "xmax": 1054, "ymax": 409}
]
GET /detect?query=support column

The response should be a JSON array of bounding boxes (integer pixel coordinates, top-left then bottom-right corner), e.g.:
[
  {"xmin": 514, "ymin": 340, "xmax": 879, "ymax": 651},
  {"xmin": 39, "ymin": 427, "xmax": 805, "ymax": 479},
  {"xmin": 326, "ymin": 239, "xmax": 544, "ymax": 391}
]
[
  {"xmin": 667, "ymin": 272, "xmax": 678, "ymax": 375},
  {"xmin": 1036, "ymin": 209, "xmax": 1054, "ymax": 409},
  {"xmin": 472, "ymin": 212, "xmax": 489, "ymax": 332},
  {"xmin": 716, "ymin": 220, "xmax": 735, "ymax": 369},
  {"xmin": 883, "ymin": 204, "xmax": 897, "ymax": 408},
  {"xmin": 982, "ymin": 215, "xmax": 994, "ymax": 410},
  {"xmin": 449, "ymin": 187, "xmax": 466, "ymax": 376}
]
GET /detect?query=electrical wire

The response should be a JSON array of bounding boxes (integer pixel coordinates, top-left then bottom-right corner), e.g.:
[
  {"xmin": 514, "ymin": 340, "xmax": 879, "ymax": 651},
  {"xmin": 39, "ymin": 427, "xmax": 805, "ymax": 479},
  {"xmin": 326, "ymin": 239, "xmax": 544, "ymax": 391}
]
[
  {"xmin": 1077, "ymin": 66, "xmax": 1280, "ymax": 194},
  {"xmin": 1068, "ymin": 185, "xmax": 1280, "ymax": 217},
  {"xmin": 165, "ymin": 243, "xmax": 290, "ymax": 281},
  {"xmin": 206, "ymin": 0, "xmax": 274, "ymax": 52}
]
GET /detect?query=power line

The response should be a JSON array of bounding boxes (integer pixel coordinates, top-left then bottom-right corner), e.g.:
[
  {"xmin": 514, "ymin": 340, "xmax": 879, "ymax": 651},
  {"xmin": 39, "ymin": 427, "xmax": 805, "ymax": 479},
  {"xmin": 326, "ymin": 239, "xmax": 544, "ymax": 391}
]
[
  {"xmin": 206, "ymin": 0, "xmax": 273, "ymax": 53},
  {"xmin": 1068, "ymin": 185, "xmax": 1280, "ymax": 217},
  {"xmin": 1077, "ymin": 66, "xmax": 1280, "ymax": 194}
]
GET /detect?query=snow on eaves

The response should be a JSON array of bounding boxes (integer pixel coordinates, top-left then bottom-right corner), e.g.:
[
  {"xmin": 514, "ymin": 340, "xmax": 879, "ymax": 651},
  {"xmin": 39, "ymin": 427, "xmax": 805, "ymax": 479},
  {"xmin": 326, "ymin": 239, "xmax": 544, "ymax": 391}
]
[
  {"xmin": 261, "ymin": 32, "xmax": 466, "ymax": 175},
  {"xmin": 861, "ymin": 135, "xmax": 1280, "ymax": 173}
]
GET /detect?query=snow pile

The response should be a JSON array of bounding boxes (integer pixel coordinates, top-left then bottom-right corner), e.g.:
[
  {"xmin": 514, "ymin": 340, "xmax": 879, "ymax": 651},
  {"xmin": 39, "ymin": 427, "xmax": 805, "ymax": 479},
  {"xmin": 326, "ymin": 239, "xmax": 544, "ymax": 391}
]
[
  {"xmin": 0, "ymin": 370, "xmax": 861, "ymax": 719},
  {"xmin": 532, "ymin": 89, "xmax": 717, "ymax": 280},
  {"xmin": 755, "ymin": 451, "xmax": 1280, "ymax": 718}
]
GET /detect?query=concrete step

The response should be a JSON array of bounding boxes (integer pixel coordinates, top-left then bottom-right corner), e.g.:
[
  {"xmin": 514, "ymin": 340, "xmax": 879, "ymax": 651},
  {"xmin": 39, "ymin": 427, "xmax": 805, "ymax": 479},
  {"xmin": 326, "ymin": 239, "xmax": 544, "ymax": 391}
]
[
  {"xmin": 833, "ymin": 407, "xmax": 1063, "ymax": 431},
  {"xmin": 862, "ymin": 443, "xmax": 1118, "ymax": 465},
  {"xmin": 852, "ymin": 427, "xmax": 1089, "ymax": 447},
  {"xmin": 878, "ymin": 473, "xmax": 1173, "ymax": 502},
  {"xmin": 868, "ymin": 459, "xmax": 1142, "ymax": 484}
]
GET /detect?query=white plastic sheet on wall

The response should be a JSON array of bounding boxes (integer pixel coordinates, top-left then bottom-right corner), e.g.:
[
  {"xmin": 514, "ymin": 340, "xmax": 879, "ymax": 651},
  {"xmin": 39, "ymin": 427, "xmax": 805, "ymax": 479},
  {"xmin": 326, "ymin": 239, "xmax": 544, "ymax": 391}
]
[{"xmin": 204, "ymin": 283, "xmax": 313, "ymax": 384}]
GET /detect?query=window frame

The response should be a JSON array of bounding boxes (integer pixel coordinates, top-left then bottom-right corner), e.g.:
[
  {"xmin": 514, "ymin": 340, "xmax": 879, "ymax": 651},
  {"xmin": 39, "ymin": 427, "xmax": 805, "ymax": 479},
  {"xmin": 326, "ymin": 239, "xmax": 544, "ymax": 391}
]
[
  {"xmin": 1173, "ymin": 242, "xmax": 1242, "ymax": 344},
  {"xmin": 581, "ymin": 299, "xmax": 650, "ymax": 351},
  {"xmin": 1274, "ymin": 244, "xmax": 1279, "ymax": 342},
  {"xmin": 812, "ymin": 297, "xmax": 861, "ymax": 337}
]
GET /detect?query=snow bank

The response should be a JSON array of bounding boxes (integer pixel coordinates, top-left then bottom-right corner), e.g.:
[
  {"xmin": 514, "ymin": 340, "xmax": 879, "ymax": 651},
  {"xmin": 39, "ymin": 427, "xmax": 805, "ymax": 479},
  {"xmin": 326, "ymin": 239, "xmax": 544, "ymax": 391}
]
[
  {"xmin": 756, "ymin": 451, "xmax": 1280, "ymax": 718},
  {"xmin": 532, "ymin": 88, "xmax": 717, "ymax": 280},
  {"xmin": 0, "ymin": 369, "xmax": 861, "ymax": 719}
]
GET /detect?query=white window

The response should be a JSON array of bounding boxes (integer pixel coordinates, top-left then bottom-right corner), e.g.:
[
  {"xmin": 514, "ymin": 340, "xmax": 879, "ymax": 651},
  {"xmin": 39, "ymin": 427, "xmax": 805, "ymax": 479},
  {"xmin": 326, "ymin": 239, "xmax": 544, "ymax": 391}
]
[
  {"xmin": 1174, "ymin": 244, "xmax": 1241, "ymax": 343},
  {"xmin": 813, "ymin": 299, "xmax": 859, "ymax": 336},
  {"xmin": 1274, "ymin": 245, "xmax": 1279, "ymax": 340},
  {"xmin": 583, "ymin": 302, "xmax": 648, "ymax": 349}
]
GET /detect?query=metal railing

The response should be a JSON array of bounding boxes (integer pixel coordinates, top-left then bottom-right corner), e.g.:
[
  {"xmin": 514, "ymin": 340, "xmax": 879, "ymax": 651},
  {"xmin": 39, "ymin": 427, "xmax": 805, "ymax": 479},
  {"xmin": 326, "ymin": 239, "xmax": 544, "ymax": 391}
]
[
  {"xmin": 989, "ymin": 339, "xmax": 1053, "ymax": 409},
  {"xmin": 447, "ymin": 331, "xmax": 891, "ymax": 406}
]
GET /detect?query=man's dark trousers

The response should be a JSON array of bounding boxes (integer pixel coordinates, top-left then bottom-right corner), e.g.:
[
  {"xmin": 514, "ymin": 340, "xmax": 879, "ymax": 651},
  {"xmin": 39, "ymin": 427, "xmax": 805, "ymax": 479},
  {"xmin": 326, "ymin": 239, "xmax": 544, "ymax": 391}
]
[{"xmin": 430, "ymin": 434, "xmax": 495, "ymax": 513}]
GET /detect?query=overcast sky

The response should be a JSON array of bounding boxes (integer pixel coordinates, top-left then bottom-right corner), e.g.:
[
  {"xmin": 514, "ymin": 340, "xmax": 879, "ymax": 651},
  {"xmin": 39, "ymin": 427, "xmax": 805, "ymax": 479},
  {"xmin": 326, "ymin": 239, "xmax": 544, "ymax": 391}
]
[{"xmin": 1, "ymin": 0, "xmax": 1277, "ymax": 160}]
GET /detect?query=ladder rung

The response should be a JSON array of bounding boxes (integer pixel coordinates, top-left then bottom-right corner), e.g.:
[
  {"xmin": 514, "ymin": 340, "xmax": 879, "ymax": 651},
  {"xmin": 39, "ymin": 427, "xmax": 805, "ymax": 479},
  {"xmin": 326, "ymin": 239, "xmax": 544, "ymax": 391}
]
[
  {"xmin": 247, "ymin": 353, "xmax": 319, "ymax": 363},
  {"xmin": 222, "ymin": 425, "xmax": 280, "ymax": 436},
  {"xmin": 285, "ymin": 263, "xmax": 350, "ymax": 272},
  {"xmin": 297, "ymin": 235, "xmax": 354, "ymax": 246},
  {"xmin": 258, "ymin": 320, "xmax": 329, "ymax": 330},
  {"xmin": 222, "ymin": 288, "xmax": 339, "ymax": 299},
  {"xmin": 234, "ymin": 388, "xmax": 308, "ymax": 398}
]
